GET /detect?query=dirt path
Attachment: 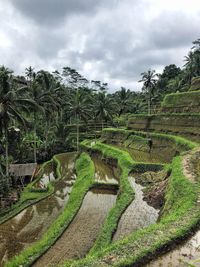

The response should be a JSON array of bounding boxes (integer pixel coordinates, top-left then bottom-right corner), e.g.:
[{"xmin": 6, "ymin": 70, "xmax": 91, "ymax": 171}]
[
  {"xmin": 0, "ymin": 153, "xmax": 77, "ymax": 267},
  {"xmin": 113, "ymin": 176, "xmax": 159, "ymax": 242},
  {"xmin": 33, "ymin": 188, "xmax": 116, "ymax": 267}
]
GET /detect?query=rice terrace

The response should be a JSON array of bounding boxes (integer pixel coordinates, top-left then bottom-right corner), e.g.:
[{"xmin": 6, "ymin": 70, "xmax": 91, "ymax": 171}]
[{"xmin": 1, "ymin": 1, "xmax": 200, "ymax": 266}]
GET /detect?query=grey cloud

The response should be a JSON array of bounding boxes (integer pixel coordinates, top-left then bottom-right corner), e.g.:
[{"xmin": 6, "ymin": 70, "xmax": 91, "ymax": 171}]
[
  {"xmin": 149, "ymin": 11, "xmax": 200, "ymax": 49},
  {"xmin": 10, "ymin": 0, "xmax": 114, "ymax": 25},
  {"xmin": 1, "ymin": 0, "xmax": 200, "ymax": 91}
]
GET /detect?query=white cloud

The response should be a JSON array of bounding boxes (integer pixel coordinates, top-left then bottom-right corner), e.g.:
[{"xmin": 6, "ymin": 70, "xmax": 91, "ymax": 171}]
[{"xmin": 0, "ymin": 0, "xmax": 200, "ymax": 91}]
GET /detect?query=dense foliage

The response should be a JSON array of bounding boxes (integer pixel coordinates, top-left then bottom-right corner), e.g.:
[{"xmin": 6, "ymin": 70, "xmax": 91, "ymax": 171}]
[{"xmin": 0, "ymin": 38, "xmax": 200, "ymax": 198}]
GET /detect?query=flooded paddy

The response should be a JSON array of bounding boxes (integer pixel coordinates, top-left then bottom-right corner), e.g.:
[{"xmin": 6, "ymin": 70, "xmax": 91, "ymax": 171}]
[
  {"xmin": 113, "ymin": 177, "xmax": 159, "ymax": 242},
  {"xmin": 124, "ymin": 146, "xmax": 175, "ymax": 163},
  {"xmin": 33, "ymin": 187, "xmax": 117, "ymax": 267},
  {"xmin": 146, "ymin": 229, "xmax": 200, "ymax": 267},
  {"xmin": 104, "ymin": 136, "xmax": 179, "ymax": 163},
  {"xmin": 0, "ymin": 152, "xmax": 77, "ymax": 267},
  {"xmin": 92, "ymin": 155, "xmax": 119, "ymax": 185},
  {"xmin": 34, "ymin": 161, "xmax": 55, "ymax": 188}
]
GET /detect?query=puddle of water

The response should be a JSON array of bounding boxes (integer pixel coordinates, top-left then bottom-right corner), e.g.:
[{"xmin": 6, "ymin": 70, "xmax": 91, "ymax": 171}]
[
  {"xmin": 113, "ymin": 177, "xmax": 159, "ymax": 242},
  {"xmin": 33, "ymin": 188, "xmax": 117, "ymax": 267},
  {"xmin": 92, "ymin": 155, "xmax": 119, "ymax": 185},
  {"xmin": 0, "ymin": 152, "xmax": 77, "ymax": 267},
  {"xmin": 146, "ymin": 230, "xmax": 200, "ymax": 267}
]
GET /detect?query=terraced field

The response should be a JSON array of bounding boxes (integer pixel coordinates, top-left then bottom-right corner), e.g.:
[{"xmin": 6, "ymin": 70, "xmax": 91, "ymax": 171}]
[
  {"xmin": 0, "ymin": 152, "xmax": 77, "ymax": 267},
  {"xmin": 1, "ymin": 128, "xmax": 200, "ymax": 267}
]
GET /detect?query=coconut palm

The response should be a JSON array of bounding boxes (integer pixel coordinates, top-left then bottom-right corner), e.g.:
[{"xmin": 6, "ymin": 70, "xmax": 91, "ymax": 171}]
[
  {"xmin": 0, "ymin": 66, "xmax": 37, "ymax": 175},
  {"xmin": 115, "ymin": 87, "xmax": 132, "ymax": 117},
  {"xmin": 30, "ymin": 70, "xmax": 62, "ymax": 161},
  {"xmin": 94, "ymin": 91, "xmax": 114, "ymax": 129},
  {"xmin": 139, "ymin": 69, "xmax": 158, "ymax": 115},
  {"xmin": 67, "ymin": 89, "xmax": 91, "ymax": 151}
]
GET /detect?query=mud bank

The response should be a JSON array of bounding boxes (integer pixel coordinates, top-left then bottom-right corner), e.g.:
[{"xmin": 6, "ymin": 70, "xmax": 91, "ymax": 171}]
[{"xmin": 146, "ymin": 228, "xmax": 200, "ymax": 267}]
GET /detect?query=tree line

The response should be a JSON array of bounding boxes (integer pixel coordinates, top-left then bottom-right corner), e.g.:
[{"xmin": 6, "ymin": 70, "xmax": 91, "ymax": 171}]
[{"xmin": 0, "ymin": 38, "xmax": 200, "ymax": 194}]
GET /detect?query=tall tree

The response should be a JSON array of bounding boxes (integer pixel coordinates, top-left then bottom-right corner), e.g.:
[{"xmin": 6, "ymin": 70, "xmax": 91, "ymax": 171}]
[
  {"xmin": 94, "ymin": 91, "xmax": 114, "ymax": 129},
  {"xmin": 115, "ymin": 87, "xmax": 132, "ymax": 117},
  {"xmin": 139, "ymin": 69, "xmax": 157, "ymax": 115},
  {"xmin": 67, "ymin": 89, "xmax": 91, "ymax": 151},
  {"xmin": 0, "ymin": 66, "xmax": 34, "ymax": 175}
]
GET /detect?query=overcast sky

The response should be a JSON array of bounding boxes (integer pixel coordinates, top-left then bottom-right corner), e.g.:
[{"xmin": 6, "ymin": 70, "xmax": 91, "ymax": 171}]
[{"xmin": 0, "ymin": 0, "xmax": 200, "ymax": 91}]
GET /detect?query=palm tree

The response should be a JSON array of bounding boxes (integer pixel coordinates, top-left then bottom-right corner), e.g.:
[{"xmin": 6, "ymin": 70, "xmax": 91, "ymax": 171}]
[
  {"xmin": 25, "ymin": 66, "xmax": 35, "ymax": 82},
  {"xmin": 67, "ymin": 89, "xmax": 91, "ymax": 151},
  {"xmin": 139, "ymin": 69, "xmax": 157, "ymax": 115},
  {"xmin": 94, "ymin": 91, "xmax": 114, "ymax": 129},
  {"xmin": 115, "ymin": 87, "xmax": 132, "ymax": 117},
  {"xmin": 29, "ymin": 70, "xmax": 62, "ymax": 161},
  {"xmin": 0, "ymin": 66, "xmax": 35, "ymax": 175}
]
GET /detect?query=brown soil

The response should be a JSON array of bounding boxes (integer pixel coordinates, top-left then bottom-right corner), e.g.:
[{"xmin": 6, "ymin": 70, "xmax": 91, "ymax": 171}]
[
  {"xmin": 33, "ymin": 189, "xmax": 117, "ymax": 267},
  {"xmin": 143, "ymin": 179, "xmax": 168, "ymax": 210},
  {"xmin": 146, "ymin": 228, "xmax": 200, "ymax": 267},
  {"xmin": 133, "ymin": 170, "xmax": 169, "ymax": 210}
]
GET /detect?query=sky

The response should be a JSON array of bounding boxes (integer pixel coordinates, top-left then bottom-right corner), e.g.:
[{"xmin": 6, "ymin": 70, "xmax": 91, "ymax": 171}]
[{"xmin": 0, "ymin": 0, "xmax": 200, "ymax": 92}]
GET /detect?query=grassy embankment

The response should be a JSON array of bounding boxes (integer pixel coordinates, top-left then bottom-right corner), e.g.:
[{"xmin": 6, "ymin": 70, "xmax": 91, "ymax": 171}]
[
  {"xmin": 62, "ymin": 133, "xmax": 200, "ymax": 267},
  {"xmin": 102, "ymin": 128, "xmax": 198, "ymax": 151},
  {"xmin": 81, "ymin": 140, "xmax": 164, "ymax": 256},
  {"xmin": 5, "ymin": 152, "xmax": 95, "ymax": 267},
  {"xmin": 162, "ymin": 90, "xmax": 200, "ymax": 108}
]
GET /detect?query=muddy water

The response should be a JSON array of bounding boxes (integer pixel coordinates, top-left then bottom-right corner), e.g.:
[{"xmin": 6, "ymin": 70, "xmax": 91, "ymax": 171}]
[
  {"xmin": 146, "ymin": 230, "xmax": 200, "ymax": 267},
  {"xmin": 126, "ymin": 147, "xmax": 175, "ymax": 163},
  {"xmin": 33, "ymin": 188, "xmax": 117, "ymax": 267},
  {"xmin": 92, "ymin": 155, "xmax": 119, "ymax": 185},
  {"xmin": 113, "ymin": 177, "xmax": 159, "ymax": 242},
  {"xmin": 0, "ymin": 152, "xmax": 77, "ymax": 267},
  {"xmin": 35, "ymin": 161, "xmax": 55, "ymax": 188},
  {"xmin": 110, "ymin": 143, "xmax": 176, "ymax": 163}
]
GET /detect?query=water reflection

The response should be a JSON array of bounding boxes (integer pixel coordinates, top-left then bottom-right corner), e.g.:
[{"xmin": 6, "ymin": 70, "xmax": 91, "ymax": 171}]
[
  {"xmin": 113, "ymin": 177, "xmax": 159, "ymax": 241},
  {"xmin": 0, "ymin": 152, "xmax": 77, "ymax": 267},
  {"xmin": 92, "ymin": 155, "xmax": 119, "ymax": 185},
  {"xmin": 33, "ymin": 187, "xmax": 117, "ymax": 267}
]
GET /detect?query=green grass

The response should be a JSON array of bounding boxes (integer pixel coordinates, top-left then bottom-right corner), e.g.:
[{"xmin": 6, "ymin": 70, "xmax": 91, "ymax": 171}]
[
  {"xmin": 81, "ymin": 140, "xmax": 164, "ymax": 256},
  {"xmin": 62, "ymin": 153, "xmax": 200, "ymax": 267},
  {"xmin": 128, "ymin": 113, "xmax": 200, "ymax": 118},
  {"xmin": 82, "ymin": 141, "xmax": 135, "ymax": 254},
  {"xmin": 162, "ymin": 90, "xmax": 200, "ymax": 108},
  {"xmin": 5, "ymin": 152, "xmax": 95, "ymax": 267},
  {"xmin": 102, "ymin": 128, "xmax": 198, "ymax": 151}
]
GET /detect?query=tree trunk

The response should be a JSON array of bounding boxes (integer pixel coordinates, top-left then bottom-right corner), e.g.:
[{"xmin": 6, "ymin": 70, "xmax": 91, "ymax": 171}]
[
  {"xmin": 33, "ymin": 113, "xmax": 37, "ymax": 163},
  {"xmin": 148, "ymin": 98, "xmax": 151, "ymax": 115},
  {"xmin": 148, "ymin": 90, "xmax": 151, "ymax": 115},
  {"xmin": 45, "ymin": 120, "xmax": 49, "ymax": 155},
  {"xmin": 5, "ymin": 128, "xmax": 9, "ymax": 176},
  {"xmin": 76, "ymin": 113, "xmax": 79, "ymax": 152},
  {"xmin": 102, "ymin": 120, "xmax": 104, "ymax": 130}
]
